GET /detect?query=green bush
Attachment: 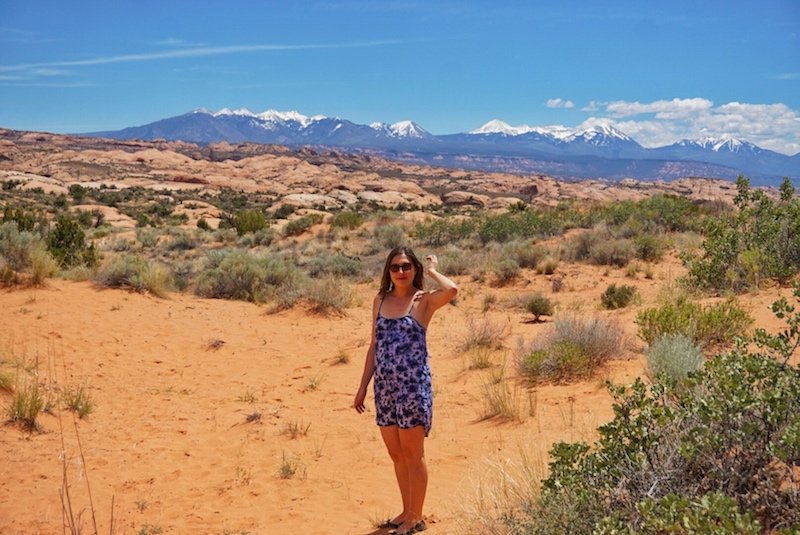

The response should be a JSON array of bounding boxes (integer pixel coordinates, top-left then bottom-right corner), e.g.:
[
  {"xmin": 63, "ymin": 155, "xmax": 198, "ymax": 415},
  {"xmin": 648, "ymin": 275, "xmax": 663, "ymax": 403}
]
[
  {"xmin": 491, "ymin": 256, "xmax": 520, "ymax": 284},
  {"xmin": 233, "ymin": 210, "xmax": 268, "ymax": 236},
  {"xmin": 95, "ymin": 255, "xmax": 172, "ymax": 298},
  {"xmin": 301, "ymin": 276, "xmax": 354, "ymax": 315},
  {"xmin": 237, "ymin": 228, "xmax": 275, "ymax": 248},
  {"xmin": 7, "ymin": 382, "xmax": 44, "ymax": 432},
  {"xmin": 194, "ymin": 250, "xmax": 302, "ymax": 303},
  {"xmin": 683, "ymin": 176, "xmax": 800, "ymax": 292},
  {"xmin": 306, "ymin": 254, "xmax": 362, "ymax": 278},
  {"xmin": 488, "ymin": 290, "xmax": 800, "ymax": 533},
  {"xmin": 636, "ymin": 296, "xmax": 752, "ymax": 348},
  {"xmin": 525, "ymin": 293, "xmax": 554, "ymax": 321},
  {"xmin": 601, "ymin": 283, "xmax": 638, "ymax": 310},
  {"xmin": 517, "ymin": 315, "xmax": 623, "ymax": 384},
  {"xmin": 633, "ymin": 233, "xmax": 668, "ymax": 262},
  {"xmin": 47, "ymin": 215, "xmax": 98, "ymax": 268},
  {"xmin": 284, "ymin": 213, "xmax": 323, "ymax": 237},
  {"xmin": 414, "ymin": 217, "xmax": 475, "ymax": 246},
  {"xmin": 330, "ymin": 210, "xmax": 364, "ymax": 230},
  {"xmin": 589, "ymin": 238, "xmax": 634, "ymax": 267},
  {"xmin": 645, "ymin": 333, "xmax": 704, "ymax": 386},
  {"xmin": 196, "ymin": 217, "xmax": 211, "ymax": 231},
  {"xmin": 2, "ymin": 206, "xmax": 47, "ymax": 233},
  {"xmin": 0, "ymin": 222, "xmax": 44, "ymax": 271},
  {"xmin": 373, "ymin": 223, "xmax": 406, "ymax": 249}
]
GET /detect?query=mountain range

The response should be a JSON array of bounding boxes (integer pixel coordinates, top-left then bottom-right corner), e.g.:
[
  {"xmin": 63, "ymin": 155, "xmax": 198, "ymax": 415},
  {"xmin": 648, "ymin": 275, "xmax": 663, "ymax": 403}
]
[{"xmin": 87, "ymin": 108, "xmax": 800, "ymax": 186}]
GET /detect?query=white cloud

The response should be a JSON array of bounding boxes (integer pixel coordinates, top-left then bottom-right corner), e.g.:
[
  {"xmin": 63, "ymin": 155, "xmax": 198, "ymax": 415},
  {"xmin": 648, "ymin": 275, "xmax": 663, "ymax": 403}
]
[
  {"xmin": 547, "ymin": 98, "xmax": 574, "ymax": 109},
  {"xmin": 583, "ymin": 98, "xmax": 800, "ymax": 155},
  {"xmin": 0, "ymin": 40, "xmax": 400, "ymax": 74}
]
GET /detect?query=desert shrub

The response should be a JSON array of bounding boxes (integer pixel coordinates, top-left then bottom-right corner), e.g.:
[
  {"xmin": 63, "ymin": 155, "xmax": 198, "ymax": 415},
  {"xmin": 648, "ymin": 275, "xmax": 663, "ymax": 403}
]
[
  {"xmin": 196, "ymin": 217, "xmax": 211, "ymax": 231},
  {"xmin": 588, "ymin": 238, "xmax": 634, "ymax": 267},
  {"xmin": 486, "ymin": 291, "xmax": 800, "ymax": 534},
  {"xmin": 490, "ymin": 256, "xmax": 520, "ymax": 284},
  {"xmin": 517, "ymin": 315, "xmax": 623, "ymax": 383},
  {"xmin": 502, "ymin": 241, "xmax": 548, "ymax": 269},
  {"xmin": 28, "ymin": 247, "xmax": 58, "ymax": 285},
  {"xmin": 194, "ymin": 250, "xmax": 302, "ymax": 303},
  {"xmin": 535, "ymin": 256, "xmax": 559, "ymax": 275},
  {"xmin": 525, "ymin": 293, "xmax": 554, "ymax": 321},
  {"xmin": 0, "ymin": 221, "xmax": 43, "ymax": 271},
  {"xmin": 7, "ymin": 382, "xmax": 44, "ymax": 431},
  {"xmin": 136, "ymin": 227, "xmax": 160, "ymax": 248},
  {"xmin": 68, "ymin": 183, "xmax": 87, "ymax": 203},
  {"xmin": 164, "ymin": 229, "xmax": 199, "ymax": 251},
  {"xmin": 561, "ymin": 228, "xmax": 605, "ymax": 262},
  {"xmin": 633, "ymin": 233, "xmax": 668, "ymax": 262},
  {"xmin": 373, "ymin": 223, "xmax": 406, "ymax": 249},
  {"xmin": 95, "ymin": 255, "xmax": 172, "ymax": 298},
  {"xmin": 636, "ymin": 295, "xmax": 752, "ymax": 347},
  {"xmin": 414, "ymin": 217, "xmax": 475, "ymax": 246},
  {"xmin": 62, "ymin": 383, "xmax": 94, "ymax": 419},
  {"xmin": 600, "ymin": 283, "xmax": 638, "ymax": 310},
  {"xmin": 683, "ymin": 176, "xmax": 800, "ymax": 292},
  {"xmin": 478, "ymin": 213, "xmax": 518, "ymax": 244},
  {"xmin": 301, "ymin": 276, "xmax": 354, "ymax": 315},
  {"xmin": 306, "ymin": 254, "xmax": 362, "ymax": 278},
  {"xmin": 330, "ymin": 210, "xmax": 364, "ymax": 230},
  {"xmin": 284, "ymin": 213, "xmax": 323, "ymax": 237},
  {"xmin": 234, "ymin": 209, "xmax": 268, "ymax": 236},
  {"xmin": 645, "ymin": 333, "xmax": 704, "ymax": 386},
  {"xmin": 459, "ymin": 315, "xmax": 509, "ymax": 351},
  {"xmin": 237, "ymin": 227, "xmax": 275, "ymax": 248},
  {"xmin": 437, "ymin": 248, "xmax": 470, "ymax": 276},
  {"xmin": 2, "ymin": 205, "xmax": 47, "ymax": 233},
  {"xmin": 47, "ymin": 215, "xmax": 98, "ymax": 268}
]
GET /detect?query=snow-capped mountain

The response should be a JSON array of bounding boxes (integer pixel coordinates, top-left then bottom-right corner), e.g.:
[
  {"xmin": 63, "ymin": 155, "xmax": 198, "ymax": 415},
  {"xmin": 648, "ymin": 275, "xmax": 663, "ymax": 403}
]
[{"xmin": 85, "ymin": 108, "xmax": 798, "ymax": 184}]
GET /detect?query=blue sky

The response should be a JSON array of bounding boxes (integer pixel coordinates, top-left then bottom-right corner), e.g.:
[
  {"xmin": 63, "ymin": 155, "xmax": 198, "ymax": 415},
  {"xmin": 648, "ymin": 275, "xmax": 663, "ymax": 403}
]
[{"xmin": 1, "ymin": 1, "xmax": 799, "ymax": 154}]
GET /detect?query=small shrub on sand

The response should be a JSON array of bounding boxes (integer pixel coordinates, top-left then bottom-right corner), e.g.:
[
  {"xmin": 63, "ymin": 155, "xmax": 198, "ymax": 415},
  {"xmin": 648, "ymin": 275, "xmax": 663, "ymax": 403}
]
[
  {"xmin": 588, "ymin": 238, "xmax": 634, "ymax": 267},
  {"xmin": 233, "ymin": 209, "xmax": 268, "ymax": 236},
  {"xmin": 0, "ymin": 370, "xmax": 14, "ymax": 393},
  {"xmin": 525, "ymin": 293, "xmax": 554, "ymax": 322},
  {"xmin": 282, "ymin": 420, "xmax": 311, "ymax": 439},
  {"xmin": 459, "ymin": 315, "xmax": 510, "ymax": 351},
  {"xmin": 306, "ymin": 254, "xmax": 362, "ymax": 278},
  {"xmin": 62, "ymin": 383, "xmax": 94, "ymax": 419},
  {"xmin": 535, "ymin": 256, "xmax": 559, "ymax": 275},
  {"xmin": 301, "ymin": 276, "xmax": 354, "ymax": 315},
  {"xmin": 490, "ymin": 256, "xmax": 520, "ymax": 284},
  {"xmin": 517, "ymin": 315, "xmax": 623, "ymax": 384},
  {"xmin": 0, "ymin": 221, "xmax": 43, "ymax": 271},
  {"xmin": 278, "ymin": 452, "xmax": 300, "ymax": 479},
  {"xmin": 645, "ymin": 333, "xmax": 704, "ymax": 386},
  {"xmin": 95, "ymin": 255, "xmax": 172, "ymax": 298},
  {"xmin": 7, "ymin": 381, "xmax": 44, "ymax": 431},
  {"xmin": 600, "ymin": 283, "xmax": 638, "ymax": 310},
  {"xmin": 195, "ymin": 250, "xmax": 301, "ymax": 303},
  {"xmin": 480, "ymin": 378, "xmax": 524, "ymax": 422}
]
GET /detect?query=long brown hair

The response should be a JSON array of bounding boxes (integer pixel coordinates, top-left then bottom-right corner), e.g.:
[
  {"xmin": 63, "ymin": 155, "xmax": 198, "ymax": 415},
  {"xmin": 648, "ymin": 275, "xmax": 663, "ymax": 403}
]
[{"xmin": 378, "ymin": 247, "xmax": 424, "ymax": 295}]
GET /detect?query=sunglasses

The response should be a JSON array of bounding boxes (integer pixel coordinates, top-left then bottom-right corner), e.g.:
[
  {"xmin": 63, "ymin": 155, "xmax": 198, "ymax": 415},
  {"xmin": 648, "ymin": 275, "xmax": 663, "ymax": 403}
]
[{"xmin": 389, "ymin": 262, "xmax": 414, "ymax": 273}]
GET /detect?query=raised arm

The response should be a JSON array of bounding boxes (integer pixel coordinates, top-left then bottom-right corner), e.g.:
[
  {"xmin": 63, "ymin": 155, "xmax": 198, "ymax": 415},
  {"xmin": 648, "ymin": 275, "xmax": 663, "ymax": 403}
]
[{"xmin": 419, "ymin": 255, "xmax": 458, "ymax": 323}]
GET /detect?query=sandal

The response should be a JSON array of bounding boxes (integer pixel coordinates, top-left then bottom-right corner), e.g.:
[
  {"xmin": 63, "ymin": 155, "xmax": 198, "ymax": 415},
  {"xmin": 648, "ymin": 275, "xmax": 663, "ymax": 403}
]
[{"xmin": 391, "ymin": 520, "xmax": 426, "ymax": 535}]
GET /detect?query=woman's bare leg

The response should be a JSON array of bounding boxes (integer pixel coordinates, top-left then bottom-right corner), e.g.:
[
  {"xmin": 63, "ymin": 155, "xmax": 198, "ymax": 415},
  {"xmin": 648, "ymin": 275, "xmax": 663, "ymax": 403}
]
[
  {"xmin": 380, "ymin": 425, "xmax": 411, "ymax": 525},
  {"xmin": 396, "ymin": 426, "xmax": 427, "ymax": 531}
]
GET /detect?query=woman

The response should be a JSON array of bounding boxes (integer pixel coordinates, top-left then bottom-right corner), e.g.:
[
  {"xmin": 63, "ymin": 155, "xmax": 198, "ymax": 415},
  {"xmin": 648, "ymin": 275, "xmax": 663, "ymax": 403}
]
[{"xmin": 354, "ymin": 247, "xmax": 458, "ymax": 535}]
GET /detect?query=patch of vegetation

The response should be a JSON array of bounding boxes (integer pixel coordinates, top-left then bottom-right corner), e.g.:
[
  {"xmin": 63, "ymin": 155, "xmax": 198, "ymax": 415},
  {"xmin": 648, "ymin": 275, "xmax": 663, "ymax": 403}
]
[
  {"xmin": 600, "ymin": 283, "xmax": 638, "ymax": 310},
  {"xmin": 94, "ymin": 254, "xmax": 173, "ymax": 297},
  {"xmin": 330, "ymin": 210, "xmax": 364, "ymax": 230},
  {"xmin": 516, "ymin": 315, "xmax": 623, "ymax": 384},
  {"xmin": 47, "ymin": 214, "xmax": 98, "ymax": 268},
  {"xmin": 683, "ymin": 176, "xmax": 800, "ymax": 293},
  {"xmin": 644, "ymin": 332, "xmax": 704, "ymax": 387},
  {"xmin": 7, "ymin": 381, "xmax": 44, "ymax": 431},
  {"xmin": 636, "ymin": 295, "xmax": 753, "ymax": 348},
  {"xmin": 524, "ymin": 293, "xmax": 554, "ymax": 322},
  {"xmin": 488, "ymin": 289, "xmax": 800, "ymax": 533},
  {"xmin": 194, "ymin": 250, "xmax": 302, "ymax": 303},
  {"xmin": 284, "ymin": 213, "xmax": 323, "ymax": 237}
]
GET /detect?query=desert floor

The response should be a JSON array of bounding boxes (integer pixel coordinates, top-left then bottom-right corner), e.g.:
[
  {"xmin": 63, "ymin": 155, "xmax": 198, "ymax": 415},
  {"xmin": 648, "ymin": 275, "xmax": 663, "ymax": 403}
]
[{"xmin": 0, "ymin": 254, "xmax": 793, "ymax": 535}]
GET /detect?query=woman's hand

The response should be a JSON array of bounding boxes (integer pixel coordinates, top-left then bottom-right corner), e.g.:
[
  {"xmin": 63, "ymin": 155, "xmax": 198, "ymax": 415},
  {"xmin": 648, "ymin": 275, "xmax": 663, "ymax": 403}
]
[
  {"xmin": 425, "ymin": 254, "xmax": 439, "ymax": 273},
  {"xmin": 354, "ymin": 386, "xmax": 367, "ymax": 413}
]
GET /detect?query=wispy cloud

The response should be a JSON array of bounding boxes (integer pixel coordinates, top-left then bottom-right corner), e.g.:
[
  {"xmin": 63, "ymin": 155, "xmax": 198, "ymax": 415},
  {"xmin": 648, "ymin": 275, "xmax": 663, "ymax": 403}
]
[
  {"xmin": 547, "ymin": 98, "xmax": 574, "ymax": 109},
  {"xmin": 582, "ymin": 97, "xmax": 800, "ymax": 155},
  {"xmin": 0, "ymin": 40, "xmax": 400, "ymax": 74}
]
